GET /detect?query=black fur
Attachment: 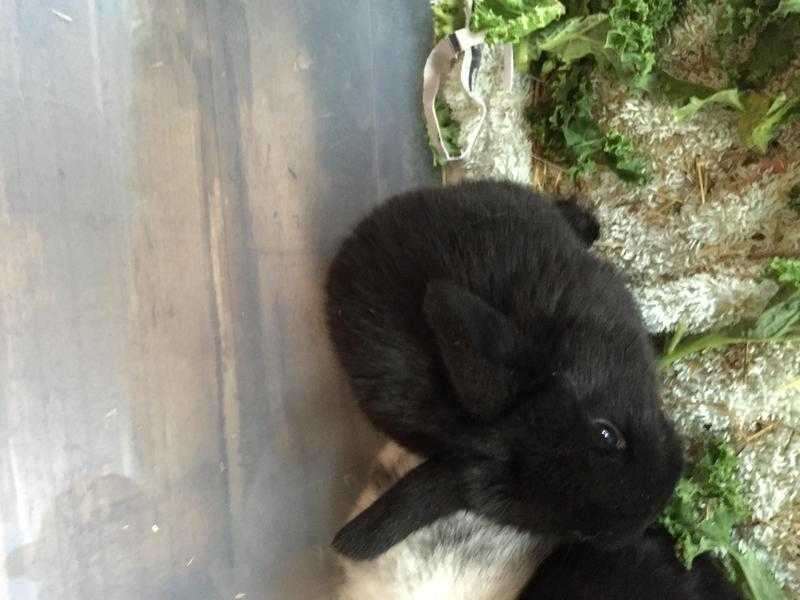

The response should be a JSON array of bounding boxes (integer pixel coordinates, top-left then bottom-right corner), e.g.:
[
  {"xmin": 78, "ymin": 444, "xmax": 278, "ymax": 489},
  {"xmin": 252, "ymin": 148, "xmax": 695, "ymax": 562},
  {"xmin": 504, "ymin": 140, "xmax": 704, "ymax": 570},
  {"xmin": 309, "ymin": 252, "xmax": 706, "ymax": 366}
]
[
  {"xmin": 326, "ymin": 181, "xmax": 683, "ymax": 559},
  {"xmin": 332, "ymin": 459, "xmax": 464, "ymax": 560},
  {"xmin": 555, "ymin": 198, "xmax": 601, "ymax": 246},
  {"xmin": 519, "ymin": 528, "xmax": 742, "ymax": 600}
]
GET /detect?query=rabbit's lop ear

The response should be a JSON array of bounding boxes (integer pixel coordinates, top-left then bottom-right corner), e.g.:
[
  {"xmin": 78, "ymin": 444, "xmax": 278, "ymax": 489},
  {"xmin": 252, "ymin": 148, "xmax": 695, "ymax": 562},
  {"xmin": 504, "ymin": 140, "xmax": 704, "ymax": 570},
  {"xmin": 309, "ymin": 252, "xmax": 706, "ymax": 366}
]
[
  {"xmin": 423, "ymin": 280, "xmax": 519, "ymax": 420},
  {"xmin": 332, "ymin": 458, "xmax": 464, "ymax": 560}
]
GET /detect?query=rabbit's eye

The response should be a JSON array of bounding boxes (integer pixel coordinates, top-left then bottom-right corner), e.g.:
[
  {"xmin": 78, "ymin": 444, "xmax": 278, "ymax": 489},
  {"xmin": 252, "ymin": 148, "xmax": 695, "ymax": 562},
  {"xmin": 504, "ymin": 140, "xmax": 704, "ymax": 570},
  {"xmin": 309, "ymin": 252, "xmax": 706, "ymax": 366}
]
[{"xmin": 593, "ymin": 419, "xmax": 626, "ymax": 451}]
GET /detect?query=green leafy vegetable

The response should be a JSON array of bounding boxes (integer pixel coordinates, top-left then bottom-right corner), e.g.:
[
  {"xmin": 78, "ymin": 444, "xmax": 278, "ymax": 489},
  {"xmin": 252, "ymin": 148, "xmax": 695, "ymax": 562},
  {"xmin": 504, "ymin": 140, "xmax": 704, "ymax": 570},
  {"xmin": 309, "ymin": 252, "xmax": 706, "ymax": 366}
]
[
  {"xmin": 771, "ymin": 258, "xmax": 800, "ymax": 284},
  {"xmin": 644, "ymin": 70, "xmax": 744, "ymax": 121},
  {"xmin": 603, "ymin": 0, "xmax": 676, "ymax": 87},
  {"xmin": 660, "ymin": 439, "xmax": 787, "ymax": 600},
  {"xmin": 645, "ymin": 0, "xmax": 678, "ymax": 34},
  {"xmin": 733, "ymin": 550, "xmax": 789, "ymax": 600},
  {"xmin": 660, "ymin": 440, "xmax": 748, "ymax": 565},
  {"xmin": 647, "ymin": 69, "xmax": 799, "ymax": 152},
  {"xmin": 748, "ymin": 291, "xmax": 800, "ymax": 340},
  {"xmin": 429, "ymin": 97, "xmax": 462, "ymax": 167},
  {"xmin": 750, "ymin": 93, "xmax": 800, "ymax": 153},
  {"xmin": 673, "ymin": 89, "xmax": 744, "ymax": 121},
  {"xmin": 739, "ymin": 91, "xmax": 800, "ymax": 153},
  {"xmin": 538, "ymin": 66, "xmax": 647, "ymax": 181},
  {"xmin": 536, "ymin": 0, "xmax": 677, "ymax": 85},
  {"xmin": 470, "ymin": 0, "xmax": 566, "ymax": 44},
  {"xmin": 535, "ymin": 14, "xmax": 623, "ymax": 72},
  {"xmin": 602, "ymin": 130, "xmax": 648, "ymax": 183},
  {"xmin": 432, "ymin": 0, "xmax": 466, "ymax": 38},
  {"xmin": 606, "ymin": 0, "xmax": 657, "ymax": 87},
  {"xmin": 468, "ymin": 0, "xmax": 567, "ymax": 71},
  {"xmin": 525, "ymin": 0, "xmax": 677, "ymax": 178},
  {"xmin": 660, "ymin": 259, "xmax": 800, "ymax": 368},
  {"xmin": 549, "ymin": 66, "xmax": 604, "ymax": 178}
]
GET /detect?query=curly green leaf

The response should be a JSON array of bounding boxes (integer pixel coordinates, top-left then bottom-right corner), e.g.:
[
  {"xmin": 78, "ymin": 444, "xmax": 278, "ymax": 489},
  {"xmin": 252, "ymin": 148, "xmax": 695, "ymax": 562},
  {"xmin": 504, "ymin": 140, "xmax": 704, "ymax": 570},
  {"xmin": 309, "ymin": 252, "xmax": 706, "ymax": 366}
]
[{"xmin": 470, "ymin": 0, "xmax": 566, "ymax": 45}]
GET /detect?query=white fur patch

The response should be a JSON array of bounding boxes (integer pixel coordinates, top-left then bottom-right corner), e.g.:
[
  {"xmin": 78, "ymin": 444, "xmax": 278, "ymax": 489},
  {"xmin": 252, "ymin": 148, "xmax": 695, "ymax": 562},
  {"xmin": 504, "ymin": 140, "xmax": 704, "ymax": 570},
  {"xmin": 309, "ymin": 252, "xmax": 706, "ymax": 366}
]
[{"xmin": 336, "ymin": 443, "xmax": 551, "ymax": 600}]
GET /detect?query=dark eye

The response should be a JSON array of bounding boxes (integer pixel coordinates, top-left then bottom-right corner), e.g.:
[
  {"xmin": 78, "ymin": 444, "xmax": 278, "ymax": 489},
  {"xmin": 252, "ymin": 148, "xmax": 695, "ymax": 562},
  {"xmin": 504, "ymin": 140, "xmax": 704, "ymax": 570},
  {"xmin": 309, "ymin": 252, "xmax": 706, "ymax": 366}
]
[{"xmin": 593, "ymin": 418, "xmax": 626, "ymax": 451}]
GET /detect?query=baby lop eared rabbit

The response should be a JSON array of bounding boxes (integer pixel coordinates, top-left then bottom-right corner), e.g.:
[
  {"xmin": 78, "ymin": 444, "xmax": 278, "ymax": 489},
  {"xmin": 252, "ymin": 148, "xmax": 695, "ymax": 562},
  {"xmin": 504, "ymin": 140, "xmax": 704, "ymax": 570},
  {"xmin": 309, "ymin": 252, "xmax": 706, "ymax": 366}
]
[{"xmin": 326, "ymin": 181, "xmax": 683, "ymax": 560}]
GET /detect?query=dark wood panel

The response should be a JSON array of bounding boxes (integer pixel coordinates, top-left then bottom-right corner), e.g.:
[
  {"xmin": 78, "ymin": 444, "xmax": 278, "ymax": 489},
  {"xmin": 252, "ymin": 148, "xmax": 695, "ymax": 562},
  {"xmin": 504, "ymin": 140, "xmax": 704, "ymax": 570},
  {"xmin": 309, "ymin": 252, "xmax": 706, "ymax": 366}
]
[{"xmin": 0, "ymin": 1, "xmax": 436, "ymax": 599}]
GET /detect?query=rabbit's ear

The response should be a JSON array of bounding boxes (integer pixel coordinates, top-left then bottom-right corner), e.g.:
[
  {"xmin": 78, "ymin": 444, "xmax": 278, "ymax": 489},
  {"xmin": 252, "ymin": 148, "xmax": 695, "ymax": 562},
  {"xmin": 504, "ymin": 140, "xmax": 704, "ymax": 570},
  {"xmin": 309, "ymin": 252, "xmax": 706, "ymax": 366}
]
[
  {"xmin": 423, "ymin": 280, "xmax": 519, "ymax": 420},
  {"xmin": 332, "ymin": 458, "xmax": 463, "ymax": 560},
  {"xmin": 555, "ymin": 199, "xmax": 600, "ymax": 246}
]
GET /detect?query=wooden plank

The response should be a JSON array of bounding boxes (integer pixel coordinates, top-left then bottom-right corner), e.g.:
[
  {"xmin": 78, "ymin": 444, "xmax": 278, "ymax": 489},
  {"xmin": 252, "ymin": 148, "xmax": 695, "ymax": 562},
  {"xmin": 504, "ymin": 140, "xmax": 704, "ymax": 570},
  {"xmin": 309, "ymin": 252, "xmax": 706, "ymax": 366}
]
[
  {"xmin": 0, "ymin": 1, "xmax": 436, "ymax": 598},
  {"xmin": 0, "ymin": 1, "xmax": 233, "ymax": 597}
]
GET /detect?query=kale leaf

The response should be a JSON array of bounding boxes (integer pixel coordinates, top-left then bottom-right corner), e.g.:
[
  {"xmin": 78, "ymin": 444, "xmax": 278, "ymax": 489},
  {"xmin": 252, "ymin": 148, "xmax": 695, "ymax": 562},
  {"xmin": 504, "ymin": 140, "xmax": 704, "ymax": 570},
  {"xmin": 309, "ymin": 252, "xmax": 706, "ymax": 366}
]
[
  {"xmin": 739, "ymin": 90, "xmax": 800, "ymax": 153},
  {"xmin": 470, "ymin": 0, "xmax": 567, "ymax": 45},
  {"xmin": 429, "ymin": 97, "xmax": 463, "ymax": 167},
  {"xmin": 660, "ymin": 438, "xmax": 787, "ymax": 600},
  {"xmin": 470, "ymin": 0, "xmax": 566, "ymax": 69},
  {"xmin": 536, "ymin": 64, "xmax": 648, "ymax": 182},
  {"xmin": 433, "ymin": 0, "xmax": 466, "ymax": 38}
]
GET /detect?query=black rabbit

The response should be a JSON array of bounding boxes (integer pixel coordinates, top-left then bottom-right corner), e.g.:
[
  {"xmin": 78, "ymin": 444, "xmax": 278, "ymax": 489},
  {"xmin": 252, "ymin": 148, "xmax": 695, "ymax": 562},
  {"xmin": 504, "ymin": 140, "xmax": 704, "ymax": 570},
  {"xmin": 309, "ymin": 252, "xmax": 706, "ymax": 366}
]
[
  {"xmin": 519, "ymin": 527, "xmax": 742, "ymax": 600},
  {"xmin": 326, "ymin": 180, "xmax": 683, "ymax": 560}
]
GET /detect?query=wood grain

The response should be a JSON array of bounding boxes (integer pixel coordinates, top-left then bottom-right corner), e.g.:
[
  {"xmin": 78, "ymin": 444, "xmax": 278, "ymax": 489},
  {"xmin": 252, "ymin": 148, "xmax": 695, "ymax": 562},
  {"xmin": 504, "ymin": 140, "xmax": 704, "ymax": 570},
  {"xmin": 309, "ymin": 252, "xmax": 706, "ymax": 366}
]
[{"xmin": 0, "ymin": 1, "xmax": 436, "ymax": 598}]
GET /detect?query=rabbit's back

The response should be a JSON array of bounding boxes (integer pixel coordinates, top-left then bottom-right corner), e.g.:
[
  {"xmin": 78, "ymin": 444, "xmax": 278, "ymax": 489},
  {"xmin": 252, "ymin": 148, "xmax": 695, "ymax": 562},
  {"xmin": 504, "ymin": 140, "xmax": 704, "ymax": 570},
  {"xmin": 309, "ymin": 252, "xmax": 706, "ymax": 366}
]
[{"xmin": 325, "ymin": 181, "xmax": 603, "ymax": 452}]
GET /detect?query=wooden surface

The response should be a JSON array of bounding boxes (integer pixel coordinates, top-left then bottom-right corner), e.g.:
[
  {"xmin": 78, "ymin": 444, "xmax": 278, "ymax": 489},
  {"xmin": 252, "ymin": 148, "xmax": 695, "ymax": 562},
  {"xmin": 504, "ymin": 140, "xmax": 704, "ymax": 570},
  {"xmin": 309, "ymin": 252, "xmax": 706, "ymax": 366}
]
[{"xmin": 0, "ymin": 1, "xmax": 436, "ymax": 598}]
